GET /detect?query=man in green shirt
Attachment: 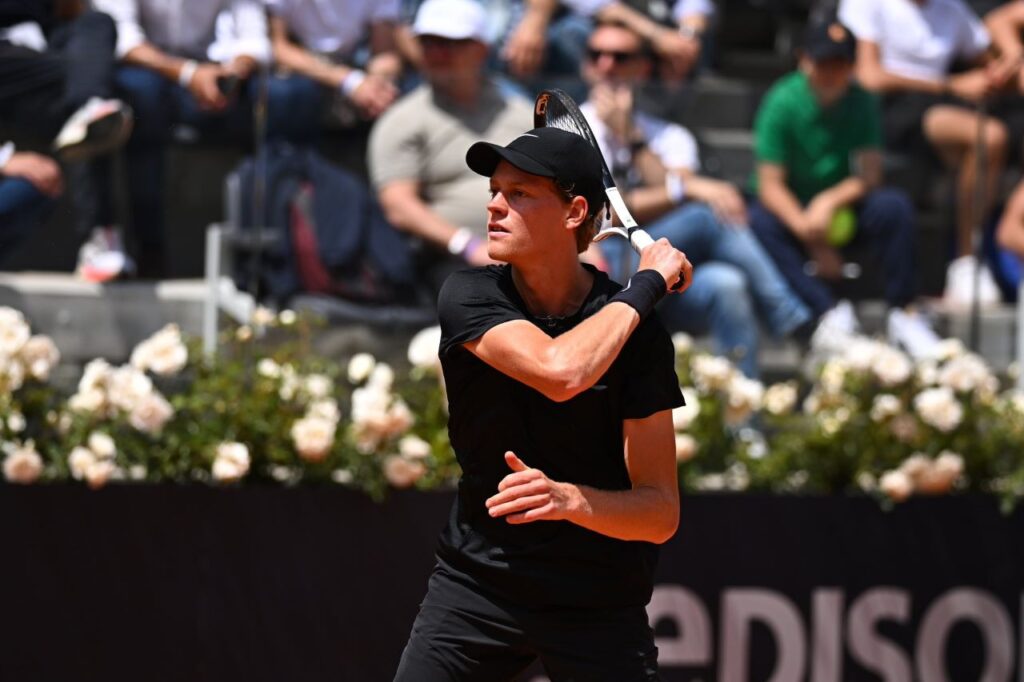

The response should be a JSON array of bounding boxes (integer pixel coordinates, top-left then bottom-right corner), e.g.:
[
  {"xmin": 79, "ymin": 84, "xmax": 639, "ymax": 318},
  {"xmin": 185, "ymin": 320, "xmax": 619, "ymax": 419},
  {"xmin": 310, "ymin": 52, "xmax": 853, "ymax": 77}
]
[{"xmin": 748, "ymin": 18, "xmax": 939, "ymax": 359}]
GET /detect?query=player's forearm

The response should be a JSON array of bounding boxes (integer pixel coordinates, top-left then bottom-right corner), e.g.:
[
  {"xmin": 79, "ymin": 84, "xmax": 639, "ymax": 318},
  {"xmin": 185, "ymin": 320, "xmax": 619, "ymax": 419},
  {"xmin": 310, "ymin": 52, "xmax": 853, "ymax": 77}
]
[{"xmin": 561, "ymin": 482, "xmax": 679, "ymax": 544}]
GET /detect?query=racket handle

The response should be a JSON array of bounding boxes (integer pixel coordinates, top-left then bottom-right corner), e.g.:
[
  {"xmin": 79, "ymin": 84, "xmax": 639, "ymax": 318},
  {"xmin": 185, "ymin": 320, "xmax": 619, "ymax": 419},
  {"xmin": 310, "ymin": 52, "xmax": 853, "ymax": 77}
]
[{"xmin": 628, "ymin": 228, "xmax": 687, "ymax": 291}]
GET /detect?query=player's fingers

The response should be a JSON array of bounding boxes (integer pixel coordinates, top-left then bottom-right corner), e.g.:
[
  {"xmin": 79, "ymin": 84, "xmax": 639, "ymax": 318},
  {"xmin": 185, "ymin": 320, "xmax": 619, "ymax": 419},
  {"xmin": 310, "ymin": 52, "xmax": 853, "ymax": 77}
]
[
  {"xmin": 505, "ymin": 450, "xmax": 529, "ymax": 472},
  {"xmin": 506, "ymin": 502, "xmax": 556, "ymax": 524},
  {"xmin": 488, "ymin": 494, "xmax": 550, "ymax": 518},
  {"xmin": 492, "ymin": 474, "xmax": 545, "ymax": 500}
]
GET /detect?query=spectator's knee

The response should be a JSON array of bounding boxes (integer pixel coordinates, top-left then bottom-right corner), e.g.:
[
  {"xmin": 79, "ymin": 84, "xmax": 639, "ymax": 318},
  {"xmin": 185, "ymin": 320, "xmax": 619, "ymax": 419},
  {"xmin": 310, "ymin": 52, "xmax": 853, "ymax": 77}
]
[
  {"xmin": 703, "ymin": 263, "xmax": 753, "ymax": 316},
  {"xmin": 77, "ymin": 10, "xmax": 117, "ymax": 46},
  {"xmin": 869, "ymin": 187, "xmax": 914, "ymax": 225},
  {"xmin": 985, "ymin": 119, "xmax": 1009, "ymax": 158}
]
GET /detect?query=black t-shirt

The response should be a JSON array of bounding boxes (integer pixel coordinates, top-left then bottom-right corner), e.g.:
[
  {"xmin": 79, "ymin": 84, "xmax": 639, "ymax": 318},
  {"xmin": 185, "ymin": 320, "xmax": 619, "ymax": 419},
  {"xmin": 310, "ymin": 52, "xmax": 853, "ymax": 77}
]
[{"xmin": 436, "ymin": 263, "xmax": 684, "ymax": 610}]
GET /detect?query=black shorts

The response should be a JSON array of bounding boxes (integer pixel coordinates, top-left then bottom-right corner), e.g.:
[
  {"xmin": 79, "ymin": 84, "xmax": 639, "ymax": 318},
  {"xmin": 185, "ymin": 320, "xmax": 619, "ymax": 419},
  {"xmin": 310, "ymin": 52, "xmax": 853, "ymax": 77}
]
[
  {"xmin": 883, "ymin": 91, "xmax": 1024, "ymax": 164},
  {"xmin": 393, "ymin": 560, "xmax": 660, "ymax": 682}
]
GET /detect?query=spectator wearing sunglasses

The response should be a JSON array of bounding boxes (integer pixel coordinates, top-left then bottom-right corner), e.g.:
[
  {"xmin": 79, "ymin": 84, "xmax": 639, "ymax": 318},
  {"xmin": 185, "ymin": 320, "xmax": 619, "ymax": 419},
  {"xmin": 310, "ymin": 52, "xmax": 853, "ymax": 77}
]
[{"xmin": 580, "ymin": 20, "xmax": 813, "ymax": 377}]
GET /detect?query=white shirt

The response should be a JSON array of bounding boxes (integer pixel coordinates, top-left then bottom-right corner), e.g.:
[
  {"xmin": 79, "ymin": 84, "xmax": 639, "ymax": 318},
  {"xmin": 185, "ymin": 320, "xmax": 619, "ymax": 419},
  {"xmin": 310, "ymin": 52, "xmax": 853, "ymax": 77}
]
[
  {"xmin": 265, "ymin": 0, "xmax": 400, "ymax": 57},
  {"xmin": 838, "ymin": 0, "xmax": 989, "ymax": 82},
  {"xmin": 580, "ymin": 101, "xmax": 700, "ymax": 175},
  {"xmin": 93, "ymin": 0, "xmax": 271, "ymax": 63},
  {"xmin": 562, "ymin": 0, "xmax": 714, "ymax": 21}
]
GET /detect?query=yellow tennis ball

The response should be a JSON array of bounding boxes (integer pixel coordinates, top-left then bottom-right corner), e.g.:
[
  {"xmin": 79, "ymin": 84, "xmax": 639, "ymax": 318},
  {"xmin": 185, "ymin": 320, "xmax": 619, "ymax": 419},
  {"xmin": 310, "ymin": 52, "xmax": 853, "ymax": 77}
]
[{"xmin": 828, "ymin": 208, "xmax": 857, "ymax": 247}]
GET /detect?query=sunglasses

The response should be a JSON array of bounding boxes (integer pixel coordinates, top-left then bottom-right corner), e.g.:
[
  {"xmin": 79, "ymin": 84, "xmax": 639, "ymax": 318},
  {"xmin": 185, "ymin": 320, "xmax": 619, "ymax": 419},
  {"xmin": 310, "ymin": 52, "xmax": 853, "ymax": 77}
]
[
  {"xmin": 420, "ymin": 36, "xmax": 475, "ymax": 50},
  {"xmin": 586, "ymin": 47, "xmax": 642, "ymax": 64}
]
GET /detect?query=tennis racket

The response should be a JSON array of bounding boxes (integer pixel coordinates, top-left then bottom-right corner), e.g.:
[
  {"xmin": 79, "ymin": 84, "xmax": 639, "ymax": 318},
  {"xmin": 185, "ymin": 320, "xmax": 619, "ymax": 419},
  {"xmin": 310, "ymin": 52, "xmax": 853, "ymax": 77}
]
[{"xmin": 533, "ymin": 88, "xmax": 685, "ymax": 289}]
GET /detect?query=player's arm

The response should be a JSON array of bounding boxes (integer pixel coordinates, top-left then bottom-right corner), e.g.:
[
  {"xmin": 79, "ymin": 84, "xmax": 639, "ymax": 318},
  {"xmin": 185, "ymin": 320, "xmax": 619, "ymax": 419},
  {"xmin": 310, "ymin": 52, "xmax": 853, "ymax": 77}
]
[
  {"xmin": 485, "ymin": 409, "xmax": 679, "ymax": 544},
  {"xmin": 465, "ymin": 240, "xmax": 690, "ymax": 403}
]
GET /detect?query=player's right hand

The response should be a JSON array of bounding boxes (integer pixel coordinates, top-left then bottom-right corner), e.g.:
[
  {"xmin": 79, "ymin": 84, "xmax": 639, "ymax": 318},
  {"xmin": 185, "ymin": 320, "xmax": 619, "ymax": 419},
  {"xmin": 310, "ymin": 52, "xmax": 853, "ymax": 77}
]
[{"xmin": 638, "ymin": 237, "xmax": 691, "ymax": 294}]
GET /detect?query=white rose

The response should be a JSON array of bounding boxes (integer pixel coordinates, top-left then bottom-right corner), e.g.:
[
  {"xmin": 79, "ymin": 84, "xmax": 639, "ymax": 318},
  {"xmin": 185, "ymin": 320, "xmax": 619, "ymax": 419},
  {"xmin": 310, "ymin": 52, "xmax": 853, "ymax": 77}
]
[
  {"xmin": 78, "ymin": 359, "xmax": 112, "ymax": 393},
  {"xmin": 899, "ymin": 453, "xmax": 931, "ymax": 486},
  {"xmin": 407, "ymin": 326, "xmax": 442, "ymax": 370},
  {"xmin": 88, "ymin": 432, "xmax": 117, "ymax": 459},
  {"xmin": 278, "ymin": 309, "xmax": 297, "ymax": 326},
  {"xmin": 917, "ymin": 360, "xmax": 939, "ymax": 386},
  {"xmin": 914, "ymin": 387, "xmax": 963, "ymax": 433},
  {"xmin": 131, "ymin": 324, "xmax": 188, "ymax": 376},
  {"xmin": 880, "ymin": 470, "xmax": 913, "ymax": 502},
  {"xmin": 843, "ymin": 338, "xmax": 885, "ymax": 373},
  {"xmin": 934, "ymin": 338, "xmax": 966, "ymax": 361},
  {"xmin": 291, "ymin": 416, "xmax": 336, "ymax": 462},
  {"xmin": 235, "ymin": 325, "xmax": 253, "ymax": 342},
  {"xmin": 212, "ymin": 442, "xmax": 250, "ymax": 482},
  {"xmin": 399, "ymin": 434, "xmax": 432, "ymax": 459},
  {"xmin": 368, "ymin": 363, "xmax": 395, "ymax": 391},
  {"xmin": 347, "ymin": 353, "xmax": 376, "ymax": 384},
  {"xmin": 303, "ymin": 373, "xmax": 333, "ymax": 400},
  {"xmin": 931, "ymin": 451, "xmax": 964, "ymax": 491},
  {"xmin": 723, "ymin": 463, "xmax": 750, "ymax": 491},
  {"xmin": 251, "ymin": 305, "xmax": 276, "ymax": 327},
  {"xmin": 383, "ymin": 455, "xmax": 426, "ymax": 489},
  {"xmin": 106, "ymin": 365, "xmax": 154, "ymax": 412},
  {"xmin": 0, "ymin": 307, "xmax": 30, "ymax": 356},
  {"xmin": 270, "ymin": 465, "xmax": 296, "ymax": 482},
  {"xmin": 307, "ymin": 399, "xmax": 341, "ymax": 424},
  {"xmin": 129, "ymin": 464, "xmax": 147, "ymax": 481},
  {"xmin": 937, "ymin": 353, "xmax": 993, "ymax": 394},
  {"xmin": 19, "ymin": 335, "xmax": 60, "ymax": 381},
  {"xmin": 674, "ymin": 433, "xmax": 698, "ymax": 462},
  {"xmin": 671, "ymin": 332, "xmax": 693, "ymax": 355},
  {"xmin": 68, "ymin": 446, "xmax": 96, "ymax": 480},
  {"xmin": 873, "ymin": 347, "xmax": 912, "ymax": 387},
  {"xmin": 690, "ymin": 355, "xmax": 734, "ymax": 392},
  {"xmin": 69, "ymin": 387, "xmax": 106, "ymax": 414},
  {"xmin": 84, "ymin": 459, "xmax": 120, "ymax": 490},
  {"xmin": 763, "ymin": 382, "xmax": 797, "ymax": 416},
  {"xmin": 870, "ymin": 394, "xmax": 902, "ymax": 422},
  {"xmin": 0, "ymin": 355, "xmax": 25, "ymax": 393},
  {"xmin": 889, "ymin": 414, "xmax": 919, "ymax": 443},
  {"xmin": 3, "ymin": 444, "xmax": 42, "ymax": 484},
  {"xmin": 257, "ymin": 358, "xmax": 281, "ymax": 379},
  {"xmin": 803, "ymin": 391, "xmax": 822, "ymax": 415},
  {"xmin": 695, "ymin": 473, "xmax": 725, "ymax": 491},
  {"xmin": 820, "ymin": 358, "xmax": 848, "ymax": 394},
  {"xmin": 856, "ymin": 472, "xmax": 877, "ymax": 492},
  {"xmin": 128, "ymin": 392, "xmax": 174, "ymax": 435},
  {"xmin": 351, "ymin": 384, "xmax": 391, "ymax": 427},
  {"xmin": 7, "ymin": 412, "xmax": 25, "ymax": 433},
  {"xmin": 331, "ymin": 468, "xmax": 354, "ymax": 485},
  {"xmin": 386, "ymin": 400, "xmax": 415, "ymax": 437},
  {"xmin": 725, "ymin": 376, "xmax": 763, "ymax": 425},
  {"xmin": 672, "ymin": 388, "xmax": 701, "ymax": 431}
]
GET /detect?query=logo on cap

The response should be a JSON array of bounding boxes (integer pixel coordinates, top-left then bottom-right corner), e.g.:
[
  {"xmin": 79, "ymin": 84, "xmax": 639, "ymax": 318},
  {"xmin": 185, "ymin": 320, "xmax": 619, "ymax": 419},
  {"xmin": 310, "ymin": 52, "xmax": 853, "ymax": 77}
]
[{"xmin": 828, "ymin": 23, "xmax": 847, "ymax": 42}]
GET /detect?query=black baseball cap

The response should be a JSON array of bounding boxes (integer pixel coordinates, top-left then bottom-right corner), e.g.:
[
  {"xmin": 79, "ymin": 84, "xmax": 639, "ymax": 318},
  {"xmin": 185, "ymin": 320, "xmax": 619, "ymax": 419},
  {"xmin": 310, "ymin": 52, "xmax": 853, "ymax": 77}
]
[
  {"xmin": 802, "ymin": 19, "xmax": 856, "ymax": 62},
  {"xmin": 466, "ymin": 127, "xmax": 607, "ymax": 217}
]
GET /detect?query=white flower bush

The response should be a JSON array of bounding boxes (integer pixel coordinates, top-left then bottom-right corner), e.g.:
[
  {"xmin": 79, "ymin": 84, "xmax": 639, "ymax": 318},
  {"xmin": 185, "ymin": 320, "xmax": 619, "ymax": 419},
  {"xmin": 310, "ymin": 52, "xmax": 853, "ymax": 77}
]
[
  {"xmin": 130, "ymin": 324, "xmax": 188, "ymax": 376},
  {"xmin": 212, "ymin": 442, "xmax": 250, "ymax": 482}
]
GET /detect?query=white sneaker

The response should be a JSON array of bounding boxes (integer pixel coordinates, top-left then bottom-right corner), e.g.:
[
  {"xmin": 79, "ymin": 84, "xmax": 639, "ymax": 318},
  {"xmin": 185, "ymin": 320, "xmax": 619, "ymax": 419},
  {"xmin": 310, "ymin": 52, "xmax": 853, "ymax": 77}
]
[
  {"xmin": 811, "ymin": 299, "xmax": 860, "ymax": 353},
  {"xmin": 943, "ymin": 255, "xmax": 1002, "ymax": 308},
  {"xmin": 76, "ymin": 227, "xmax": 135, "ymax": 283},
  {"xmin": 53, "ymin": 97, "xmax": 132, "ymax": 162},
  {"xmin": 887, "ymin": 308, "xmax": 941, "ymax": 360}
]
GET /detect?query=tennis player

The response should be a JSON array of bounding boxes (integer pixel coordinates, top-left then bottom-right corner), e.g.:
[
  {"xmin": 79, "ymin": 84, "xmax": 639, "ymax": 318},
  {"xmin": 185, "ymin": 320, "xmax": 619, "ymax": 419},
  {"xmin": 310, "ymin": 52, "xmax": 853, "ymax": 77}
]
[{"xmin": 393, "ymin": 126, "xmax": 692, "ymax": 682}]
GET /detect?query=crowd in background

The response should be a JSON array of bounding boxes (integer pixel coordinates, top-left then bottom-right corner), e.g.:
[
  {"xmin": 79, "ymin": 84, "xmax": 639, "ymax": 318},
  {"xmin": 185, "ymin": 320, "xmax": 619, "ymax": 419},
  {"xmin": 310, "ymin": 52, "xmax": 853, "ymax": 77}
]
[{"xmin": 3, "ymin": 0, "xmax": 1024, "ymax": 378}]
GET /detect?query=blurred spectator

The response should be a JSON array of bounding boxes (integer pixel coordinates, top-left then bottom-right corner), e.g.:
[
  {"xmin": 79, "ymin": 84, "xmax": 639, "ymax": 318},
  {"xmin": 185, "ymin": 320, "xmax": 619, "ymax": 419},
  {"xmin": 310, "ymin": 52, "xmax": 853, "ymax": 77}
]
[
  {"xmin": 0, "ymin": 0, "xmax": 130, "ymax": 278},
  {"xmin": 265, "ymin": 0, "xmax": 401, "ymax": 132},
  {"xmin": 749, "ymin": 19, "xmax": 940, "ymax": 359},
  {"xmin": 0, "ymin": 143, "xmax": 62, "ymax": 264},
  {"xmin": 581, "ymin": 20, "xmax": 813, "ymax": 377},
  {"xmin": 368, "ymin": 0, "xmax": 533, "ymax": 293},
  {"xmin": 92, "ymin": 0, "xmax": 275, "ymax": 278},
  {"xmin": 838, "ymin": 0, "xmax": 1010, "ymax": 307},
  {"xmin": 994, "ymin": 177, "xmax": 1024, "ymax": 296}
]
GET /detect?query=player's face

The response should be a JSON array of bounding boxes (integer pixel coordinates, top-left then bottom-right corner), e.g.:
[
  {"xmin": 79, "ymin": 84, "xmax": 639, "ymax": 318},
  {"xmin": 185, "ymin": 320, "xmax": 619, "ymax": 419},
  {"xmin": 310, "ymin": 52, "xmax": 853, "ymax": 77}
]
[{"xmin": 486, "ymin": 161, "xmax": 576, "ymax": 262}]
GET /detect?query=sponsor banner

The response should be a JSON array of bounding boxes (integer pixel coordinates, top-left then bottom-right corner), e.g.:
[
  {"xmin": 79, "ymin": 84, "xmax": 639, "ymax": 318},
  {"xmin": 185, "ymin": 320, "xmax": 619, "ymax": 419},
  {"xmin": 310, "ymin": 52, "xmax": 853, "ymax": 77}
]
[{"xmin": 0, "ymin": 488, "xmax": 1020, "ymax": 681}]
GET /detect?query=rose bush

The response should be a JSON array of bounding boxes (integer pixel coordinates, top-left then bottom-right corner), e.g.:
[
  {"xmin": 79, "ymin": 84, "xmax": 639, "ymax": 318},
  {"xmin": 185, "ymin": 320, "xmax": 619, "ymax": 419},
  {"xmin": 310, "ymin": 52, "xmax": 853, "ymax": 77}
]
[{"xmin": 1, "ymin": 305, "xmax": 1023, "ymax": 509}]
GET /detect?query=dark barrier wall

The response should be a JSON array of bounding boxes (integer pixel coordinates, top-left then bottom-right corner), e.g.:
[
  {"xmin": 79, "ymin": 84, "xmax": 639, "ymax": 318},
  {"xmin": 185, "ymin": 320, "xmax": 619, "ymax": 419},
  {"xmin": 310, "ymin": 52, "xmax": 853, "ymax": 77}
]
[{"xmin": 1, "ymin": 486, "xmax": 1021, "ymax": 681}]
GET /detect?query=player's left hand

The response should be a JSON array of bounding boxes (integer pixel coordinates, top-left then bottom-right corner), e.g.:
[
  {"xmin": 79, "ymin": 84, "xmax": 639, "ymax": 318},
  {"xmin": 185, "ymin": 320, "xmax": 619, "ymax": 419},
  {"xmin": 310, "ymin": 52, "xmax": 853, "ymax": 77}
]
[{"xmin": 485, "ymin": 451, "xmax": 576, "ymax": 524}]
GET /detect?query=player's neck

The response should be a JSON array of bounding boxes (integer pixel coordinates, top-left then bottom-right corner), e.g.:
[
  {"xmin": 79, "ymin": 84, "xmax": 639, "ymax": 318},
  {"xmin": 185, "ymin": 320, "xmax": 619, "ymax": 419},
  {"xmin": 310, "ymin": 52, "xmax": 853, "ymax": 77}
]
[{"xmin": 511, "ymin": 258, "xmax": 593, "ymax": 319}]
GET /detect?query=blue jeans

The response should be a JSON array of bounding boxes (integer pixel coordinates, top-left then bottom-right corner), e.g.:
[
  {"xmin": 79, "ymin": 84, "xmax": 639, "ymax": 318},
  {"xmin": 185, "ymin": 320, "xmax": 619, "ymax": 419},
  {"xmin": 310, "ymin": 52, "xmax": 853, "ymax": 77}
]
[
  {"xmin": 601, "ymin": 203, "xmax": 812, "ymax": 377},
  {"xmin": 113, "ymin": 66, "xmax": 318, "ymax": 275},
  {"xmin": 748, "ymin": 188, "xmax": 917, "ymax": 317},
  {"xmin": 0, "ymin": 178, "xmax": 52, "ymax": 265}
]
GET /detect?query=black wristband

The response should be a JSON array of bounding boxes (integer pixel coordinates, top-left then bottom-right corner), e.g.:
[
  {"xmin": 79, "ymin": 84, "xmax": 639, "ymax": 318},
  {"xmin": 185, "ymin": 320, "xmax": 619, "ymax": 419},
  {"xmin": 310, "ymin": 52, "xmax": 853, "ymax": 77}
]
[{"xmin": 610, "ymin": 270, "xmax": 666, "ymax": 320}]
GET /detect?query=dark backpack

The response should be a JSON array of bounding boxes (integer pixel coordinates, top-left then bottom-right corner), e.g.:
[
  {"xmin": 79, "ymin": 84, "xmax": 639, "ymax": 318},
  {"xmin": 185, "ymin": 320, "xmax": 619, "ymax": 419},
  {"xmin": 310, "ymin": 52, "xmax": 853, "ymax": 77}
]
[{"xmin": 233, "ymin": 143, "xmax": 416, "ymax": 305}]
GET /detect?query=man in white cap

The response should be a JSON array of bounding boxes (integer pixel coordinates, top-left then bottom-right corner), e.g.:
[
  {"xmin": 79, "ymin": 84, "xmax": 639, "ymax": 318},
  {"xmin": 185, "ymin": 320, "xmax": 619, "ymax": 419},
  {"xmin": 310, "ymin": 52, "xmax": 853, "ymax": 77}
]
[{"xmin": 368, "ymin": 0, "xmax": 533, "ymax": 293}]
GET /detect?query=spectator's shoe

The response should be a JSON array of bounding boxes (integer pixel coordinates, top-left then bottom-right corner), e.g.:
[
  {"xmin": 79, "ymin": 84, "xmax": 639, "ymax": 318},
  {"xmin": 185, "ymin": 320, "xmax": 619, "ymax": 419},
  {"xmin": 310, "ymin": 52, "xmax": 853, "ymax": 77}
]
[
  {"xmin": 810, "ymin": 300, "xmax": 860, "ymax": 354},
  {"xmin": 76, "ymin": 227, "xmax": 135, "ymax": 283},
  {"xmin": 943, "ymin": 255, "xmax": 1002, "ymax": 308},
  {"xmin": 887, "ymin": 308, "xmax": 941, "ymax": 360},
  {"xmin": 53, "ymin": 98, "xmax": 133, "ymax": 162}
]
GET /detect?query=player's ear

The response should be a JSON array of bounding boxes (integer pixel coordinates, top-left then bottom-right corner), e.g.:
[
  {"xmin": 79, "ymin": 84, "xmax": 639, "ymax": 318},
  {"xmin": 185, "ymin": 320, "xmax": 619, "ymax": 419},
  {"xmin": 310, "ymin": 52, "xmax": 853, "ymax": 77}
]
[{"xmin": 565, "ymin": 195, "xmax": 588, "ymax": 231}]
